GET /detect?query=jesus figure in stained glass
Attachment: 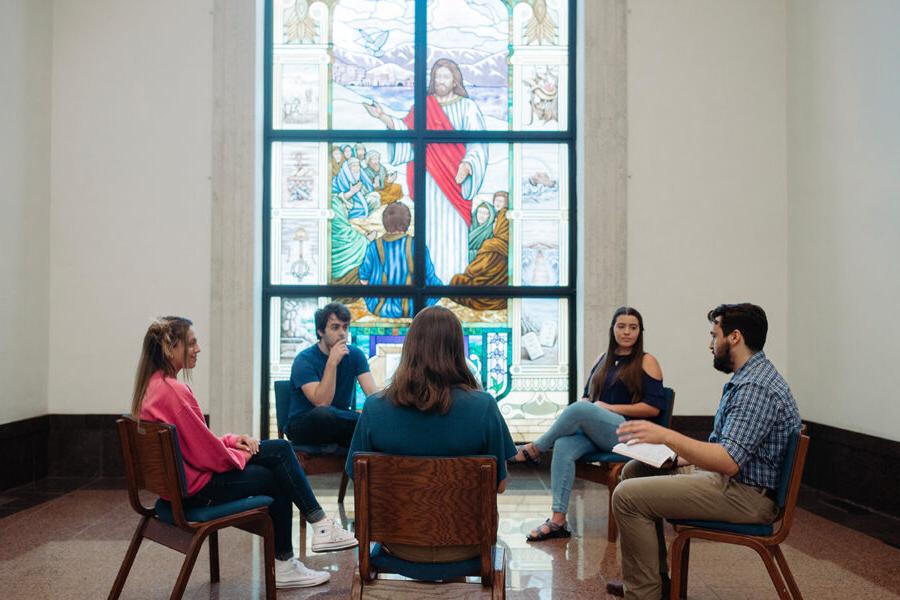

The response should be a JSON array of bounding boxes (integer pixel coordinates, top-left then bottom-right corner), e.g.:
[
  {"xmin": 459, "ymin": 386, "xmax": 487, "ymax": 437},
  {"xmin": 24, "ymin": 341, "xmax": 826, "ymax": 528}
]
[{"xmin": 363, "ymin": 58, "xmax": 488, "ymax": 284}]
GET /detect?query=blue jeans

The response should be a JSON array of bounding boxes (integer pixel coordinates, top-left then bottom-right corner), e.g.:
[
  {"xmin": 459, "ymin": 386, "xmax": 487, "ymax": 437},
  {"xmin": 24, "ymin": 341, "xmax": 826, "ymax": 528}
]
[
  {"xmin": 188, "ymin": 439, "xmax": 325, "ymax": 559},
  {"xmin": 533, "ymin": 401, "xmax": 626, "ymax": 514}
]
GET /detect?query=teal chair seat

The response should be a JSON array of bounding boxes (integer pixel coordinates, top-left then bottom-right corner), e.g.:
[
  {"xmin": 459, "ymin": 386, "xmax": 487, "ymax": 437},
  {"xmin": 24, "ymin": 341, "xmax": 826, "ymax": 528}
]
[
  {"xmin": 368, "ymin": 543, "xmax": 483, "ymax": 582},
  {"xmin": 580, "ymin": 450, "xmax": 629, "ymax": 464},
  {"xmin": 292, "ymin": 442, "xmax": 345, "ymax": 455},
  {"xmin": 668, "ymin": 518, "xmax": 773, "ymax": 537},
  {"xmin": 155, "ymin": 496, "xmax": 273, "ymax": 525}
]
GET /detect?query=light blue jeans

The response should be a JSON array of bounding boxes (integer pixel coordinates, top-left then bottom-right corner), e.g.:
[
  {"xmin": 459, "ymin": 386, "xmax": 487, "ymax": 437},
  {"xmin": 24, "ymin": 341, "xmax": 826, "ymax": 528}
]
[{"xmin": 533, "ymin": 400, "xmax": 626, "ymax": 514}]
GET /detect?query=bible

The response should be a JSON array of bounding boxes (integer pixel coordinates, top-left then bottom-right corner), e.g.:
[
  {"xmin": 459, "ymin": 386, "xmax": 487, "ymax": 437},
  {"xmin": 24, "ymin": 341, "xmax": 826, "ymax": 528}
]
[{"xmin": 611, "ymin": 441, "xmax": 677, "ymax": 468}]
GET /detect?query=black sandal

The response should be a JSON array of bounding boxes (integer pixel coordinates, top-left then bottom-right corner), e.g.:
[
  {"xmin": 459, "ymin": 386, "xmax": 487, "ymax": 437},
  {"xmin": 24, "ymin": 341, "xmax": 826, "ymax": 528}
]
[
  {"xmin": 510, "ymin": 444, "xmax": 541, "ymax": 466},
  {"xmin": 526, "ymin": 519, "xmax": 571, "ymax": 542}
]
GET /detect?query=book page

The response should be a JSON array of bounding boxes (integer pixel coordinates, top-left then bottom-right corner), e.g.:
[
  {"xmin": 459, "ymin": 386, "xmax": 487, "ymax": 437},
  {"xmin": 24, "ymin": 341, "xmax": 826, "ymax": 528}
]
[{"xmin": 612, "ymin": 442, "xmax": 676, "ymax": 468}]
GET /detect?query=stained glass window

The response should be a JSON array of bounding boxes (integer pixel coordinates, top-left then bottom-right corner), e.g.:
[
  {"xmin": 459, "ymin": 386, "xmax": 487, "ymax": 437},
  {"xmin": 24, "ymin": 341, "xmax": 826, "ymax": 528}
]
[{"xmin": 264, "ymin": 0, "xmax": 575, "ymax": 442}]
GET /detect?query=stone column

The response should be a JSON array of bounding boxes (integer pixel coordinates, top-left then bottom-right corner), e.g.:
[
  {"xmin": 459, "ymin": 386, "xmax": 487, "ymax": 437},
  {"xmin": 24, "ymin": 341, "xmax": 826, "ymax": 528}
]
[
  {"xmin": 578, "ymin": 0, "xmax": 628, "ymax": 382},
  {"xmin": 209, "ymin": 0, "xmax": 262, "ymax": 435}
]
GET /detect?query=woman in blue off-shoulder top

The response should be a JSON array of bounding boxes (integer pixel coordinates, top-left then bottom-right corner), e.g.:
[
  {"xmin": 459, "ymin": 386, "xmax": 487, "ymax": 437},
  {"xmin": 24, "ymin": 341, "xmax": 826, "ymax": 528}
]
[{"xmin": 512, "ymin": 306, "xmax": 666, "ymax": 542}]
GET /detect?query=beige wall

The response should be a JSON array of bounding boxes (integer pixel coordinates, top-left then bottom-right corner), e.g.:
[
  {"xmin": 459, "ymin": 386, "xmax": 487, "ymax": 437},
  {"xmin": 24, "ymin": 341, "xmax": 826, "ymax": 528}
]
[
  {"xmin": 626, "ymin": 0, "xmax": 789, "ymax": 414},
  {"xmin": 0, "ymin": 0, "xmax": 52, "ymax": 424},
  {"xmin": 787, "ymin": 0, "xmax": 900, "ymax": 441},
  {"xmin": 46, "ymin": 0, "xmax": 215, "ymax": 414}
]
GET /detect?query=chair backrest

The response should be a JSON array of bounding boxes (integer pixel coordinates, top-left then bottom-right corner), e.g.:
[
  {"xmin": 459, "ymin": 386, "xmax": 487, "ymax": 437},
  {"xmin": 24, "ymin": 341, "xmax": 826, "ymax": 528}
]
[
  {"xmin": 273, "ymin": 380, "xmax": 291, "ymax": 437},
  {"xmin": 116, "ymin": 416, "xmax": 191, "ymax": 527},
  {"xmin": 353, "ymin": 453, "xmax": 498, "ymax": 582},
  {"xmin": 775, "ymin": 428, "xmax": 803, "ymax": 508},
  {"xmin": 772, "ymin": 426, "xmax": 810, "ymax": 541},
  {"xmin": 655, "ymin": 387, "xmax": 676, "ymax": 428}
]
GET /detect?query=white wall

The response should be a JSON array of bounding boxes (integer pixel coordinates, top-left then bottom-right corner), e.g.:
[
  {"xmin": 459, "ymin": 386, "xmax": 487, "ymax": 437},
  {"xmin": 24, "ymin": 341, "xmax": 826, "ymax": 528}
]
[
  {"xmin": 626, "ymin": 0, "xmax": 789, "ymax": 414},
  {"xmin": 787, "ymin": 0, "xmax": 900, "ymax": 441},
  {"xmin": 0, "ymin": 0, "xmax": 52, "ymax": 424},
  {"xmin": 47, "ymin": 0, "xmax": 215, "ymax": 414}
]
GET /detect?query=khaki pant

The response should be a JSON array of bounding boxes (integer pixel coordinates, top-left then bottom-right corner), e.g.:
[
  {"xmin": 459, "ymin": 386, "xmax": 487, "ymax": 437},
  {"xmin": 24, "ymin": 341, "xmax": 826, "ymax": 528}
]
[{"xmin": 612, "ymin": 461, "xmax": 778, "ymax": 600}]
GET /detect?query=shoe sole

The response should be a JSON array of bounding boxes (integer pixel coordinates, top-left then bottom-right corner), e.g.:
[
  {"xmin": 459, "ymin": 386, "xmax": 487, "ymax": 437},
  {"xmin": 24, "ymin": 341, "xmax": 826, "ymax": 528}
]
[
  {"xmin": 276, "ymin": 573, "xmax": 331, "ymax": 588},
  {"xmin": 311, "ymin": 539, "xmax": 359, "ymax": 553}
]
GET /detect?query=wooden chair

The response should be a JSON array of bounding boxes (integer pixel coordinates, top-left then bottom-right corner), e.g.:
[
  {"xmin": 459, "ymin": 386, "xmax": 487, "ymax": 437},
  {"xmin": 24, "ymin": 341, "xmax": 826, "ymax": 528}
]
[
  {"xmin": 351, "ymin": 453, "xmax": 506, "ymax": 599},
  {"xmin": 273, "ymin": 380, "xmax": 350, "ymax": 517},
  {"xmin": 668, "ymin": 428, "xmax": 810, "ymax": 600},
  {"xmin": 109, "ymin": 417, "xmax": 276, "ymax": 600},
  {"xmin": 575, "ymin": 387, "xmax": 676, "ymax": 541}
]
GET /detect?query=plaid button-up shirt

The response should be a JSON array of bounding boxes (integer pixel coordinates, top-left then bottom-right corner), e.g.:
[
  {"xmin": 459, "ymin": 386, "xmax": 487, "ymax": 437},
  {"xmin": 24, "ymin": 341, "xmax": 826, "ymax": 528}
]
[{"xmin": 709, "ymin": 351, "xmax": 801, "ymax": 490}]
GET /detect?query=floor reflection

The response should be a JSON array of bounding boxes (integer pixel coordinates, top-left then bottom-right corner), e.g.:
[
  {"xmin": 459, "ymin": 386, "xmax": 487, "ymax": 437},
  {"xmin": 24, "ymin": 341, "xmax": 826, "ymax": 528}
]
[{"xmin": 0, "ymin": 468, "xmax": 898, "ymax": 599}]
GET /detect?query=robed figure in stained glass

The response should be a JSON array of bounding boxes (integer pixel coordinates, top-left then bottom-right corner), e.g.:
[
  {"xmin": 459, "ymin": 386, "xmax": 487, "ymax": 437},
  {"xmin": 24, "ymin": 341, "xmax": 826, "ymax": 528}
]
[
  {"xmin": 359, "ymin": 203, "xmax": 442, "ymax": 318},
  {"xmin": 363, "ymin": 58, "xmax": 488, "ymax": 284},
  {"xmin": 451, "ymin": 191, "xmax": 509, "ymax": 311}
]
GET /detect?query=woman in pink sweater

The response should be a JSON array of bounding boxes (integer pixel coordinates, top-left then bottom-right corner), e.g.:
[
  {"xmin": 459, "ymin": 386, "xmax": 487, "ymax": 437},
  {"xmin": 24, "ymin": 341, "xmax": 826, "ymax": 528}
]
[{"xmin": 132, "ymin": 316, "xmax": 357, "ymax": 589}]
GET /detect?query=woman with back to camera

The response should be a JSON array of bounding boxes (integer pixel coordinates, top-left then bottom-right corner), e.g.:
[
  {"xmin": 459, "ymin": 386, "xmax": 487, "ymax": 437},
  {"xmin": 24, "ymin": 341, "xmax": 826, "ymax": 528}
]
[
  {"xmin": 510, "ymin": 307, "xmax": 665, "ymax": 541},
  {"xmin": 132, "ymin": 316, "xmax": 357, "ymax": 589},
  {"xmin": 345, "ymin": 305, "xmax": 517, "ymax": 563}
]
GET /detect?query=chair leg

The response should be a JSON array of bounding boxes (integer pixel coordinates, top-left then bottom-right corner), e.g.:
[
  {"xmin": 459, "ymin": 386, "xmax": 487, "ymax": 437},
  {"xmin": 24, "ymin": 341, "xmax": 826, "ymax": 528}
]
[
  {"xmin": 351, "ymin": 570, "xmax": 363, "ymax": 600},
  {"xmin": 606, "ymin": 463, "xmax": 624, "ymax": 542},
  {"xmin": 209, "ymin": 530, "xmax": 220, "ymax": 583},
  {"xmin": 170, "ymin": 534, "xmax": 206, "ymax": 600},
  {"xmin": 261, "ymin": 514, "xmax": 276, "ymax": 600},
  {"xmin": 108, "ymin": 516, "xmax": 149, "ymax": 600},
  {"xmin": 749, "ymin": 541, "xmax": 791, "ymax": 600},
  {"xmin": 338, "ymin": 471, "xmax": 350, "ymax": 504},
  {"xmin": 492, "ymin": 554, "xmax": 506, "ymax": 600},
  {"xmin": 679, "ymin": 538, "xmax": 690, "ymax": 599},
  {"xmin": 607, "ymin": 486, "xmax": 619, "ymax": 542},
  {"xmin": 771, "ymin": 544, "xmax": 802, "ymax": 600},
  {"xmin": 668, "ymin": 534, "xmax": 690, "ymax": 600}
]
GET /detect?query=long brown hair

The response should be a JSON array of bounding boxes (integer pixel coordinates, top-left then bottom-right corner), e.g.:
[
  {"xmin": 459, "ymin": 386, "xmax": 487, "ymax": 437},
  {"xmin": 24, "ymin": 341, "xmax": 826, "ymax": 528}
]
[
  {"xmin": 131, "ymin": 316, "xmax": 193, "ymax": 419},
  {"xmin": 386, "ymin": 306, "xmax": 477, "ymax": 414},
  {"xmin": 588, "ymin": 307, "xmax": 646, "ymax": 404}
]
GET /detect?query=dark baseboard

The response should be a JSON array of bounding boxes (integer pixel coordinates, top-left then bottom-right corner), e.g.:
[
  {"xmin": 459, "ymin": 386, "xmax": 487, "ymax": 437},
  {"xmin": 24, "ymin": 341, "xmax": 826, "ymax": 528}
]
[
  {"xmin": 1, "ymin": 413, "xmax": 215, "ymax": 492},
  {"xmin": 46, "ymin": 414, "xmax": 125, "ymax": 479},
  {"xmin": 0, "ymin": 415, "xmax": 50, "ymax": 491},
  {"xmin": 3, "ymin": 413, "xmax": 899, "ymax": 519},
  {"xmin": 672, "ymin": 415, "xmax": 900, "ymax": 519}
]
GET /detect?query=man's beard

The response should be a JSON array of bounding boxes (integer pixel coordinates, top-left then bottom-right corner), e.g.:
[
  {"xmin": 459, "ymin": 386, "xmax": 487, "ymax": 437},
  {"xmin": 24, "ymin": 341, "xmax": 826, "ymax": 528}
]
[
  {"xmin": 434, "ymin": 83, "xmax": 451, "ymax": 97},
  {"xmin": 713, "ymin": 343, "xmax": 734, "ymax": 373}
]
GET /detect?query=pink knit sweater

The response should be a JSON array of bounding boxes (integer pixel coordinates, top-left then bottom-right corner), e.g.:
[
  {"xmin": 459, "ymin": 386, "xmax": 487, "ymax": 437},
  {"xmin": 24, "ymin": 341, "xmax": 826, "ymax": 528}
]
[{"xmin": 140, "ymin": 370, "xmax": 248, "ymax": 496}]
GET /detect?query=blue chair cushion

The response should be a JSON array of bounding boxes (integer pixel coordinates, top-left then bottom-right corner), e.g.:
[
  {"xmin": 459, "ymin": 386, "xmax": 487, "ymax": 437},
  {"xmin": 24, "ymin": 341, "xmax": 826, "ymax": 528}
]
[
  {"xmin": 578, "ymin": 451, "xmax": 629, "ymax": 464},
  {"xmin": 669, "ymin": 518, "xmax": 774, "ymax": 537},
  {"xmin": 155, "ymin": 495, "xmax": 273, "ymax": 524},
  {"xmin": 292, "ymin": 443, "xmax": 348, "ymax": 456},
  {"xmin": 368, "ymin": 543, "xmax": 483, "ymax": 581}
]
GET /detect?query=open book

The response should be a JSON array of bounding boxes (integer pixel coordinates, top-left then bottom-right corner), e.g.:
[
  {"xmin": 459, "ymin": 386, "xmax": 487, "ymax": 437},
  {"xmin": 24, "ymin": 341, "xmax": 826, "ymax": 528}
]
[{"xmin": 612, "ymin": 441, "xmax": 677, "ymax": 468}]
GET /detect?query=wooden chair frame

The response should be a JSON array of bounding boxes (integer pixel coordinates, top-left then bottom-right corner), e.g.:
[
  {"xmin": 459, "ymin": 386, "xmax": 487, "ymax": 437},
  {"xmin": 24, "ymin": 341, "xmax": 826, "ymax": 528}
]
[
  {"xmin": 351, "ymin": 453, "xmax": 506, "ymax": 599},
  {"xmin": 109, "ymin": 417, "xmax": 276, "ymax": 600},
  {"xmin": 669, "ymin": 432, "xmax": 810, "ymax": 600},
  {"xmin": 273, "ymin": 380, "xmax": 350, "ymax": 519},
  {"xmin": 575, "ymin": 387, "xmax": 676, "ymax": 541}
]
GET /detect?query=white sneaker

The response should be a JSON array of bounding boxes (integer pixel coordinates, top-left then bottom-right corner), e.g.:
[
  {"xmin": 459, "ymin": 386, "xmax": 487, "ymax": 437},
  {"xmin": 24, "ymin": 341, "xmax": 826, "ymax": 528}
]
[
  {"xmin": 310, "ymin": 517, "xmax": 359, "ymax": 552},
  {"xmin": 274, "ymin": 557, "xmax": 330, "ymax": 588}
]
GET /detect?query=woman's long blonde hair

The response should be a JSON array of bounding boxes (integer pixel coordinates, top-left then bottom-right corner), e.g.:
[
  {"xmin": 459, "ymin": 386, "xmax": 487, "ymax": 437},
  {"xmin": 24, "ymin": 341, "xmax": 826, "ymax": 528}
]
[
  {"xmin": 131, "ymin": 316, "xmax": 193, "ymax": 419},
  {"xmin": 386, "ymin": 306, "xmax": 476, "ymax": 414}
]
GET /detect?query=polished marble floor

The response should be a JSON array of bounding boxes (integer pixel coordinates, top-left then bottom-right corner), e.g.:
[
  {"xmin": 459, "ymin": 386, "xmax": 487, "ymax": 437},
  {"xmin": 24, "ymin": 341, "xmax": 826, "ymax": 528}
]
[{"xmin": 1, "ymin": 467, "xmax": 898, "ymax": 599}]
